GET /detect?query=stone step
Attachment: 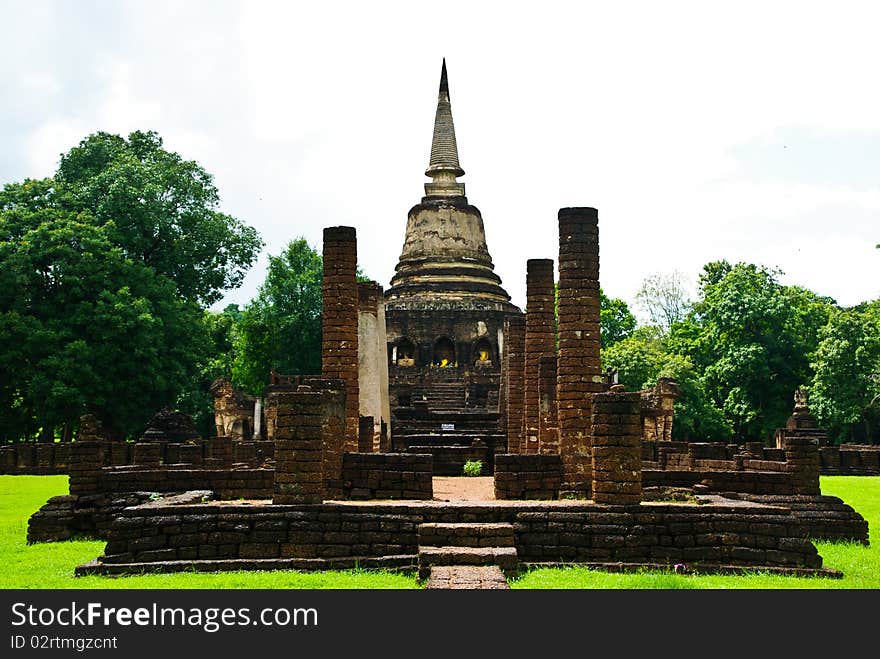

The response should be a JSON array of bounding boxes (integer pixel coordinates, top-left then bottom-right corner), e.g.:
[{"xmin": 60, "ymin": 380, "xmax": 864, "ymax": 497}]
[
  {"xmin": 417, "ymin": 546, "xmax": 518, "ymax": 580},
  {"xmin": 424, "ymin": 565, "xmax": 510, "ymax": 589},
  {"xmin": 418, "ymin": 522, "xmax": 515, "ymax": 548}
]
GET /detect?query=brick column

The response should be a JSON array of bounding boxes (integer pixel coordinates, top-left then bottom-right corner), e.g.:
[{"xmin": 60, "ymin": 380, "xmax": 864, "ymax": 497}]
[
  {"xmin": 68, "ymin": 442, "xmax": 105, "ymax": 495},
  {"xmin": 591, "ymin": 388, "xmax": 642, "ymax": 505},
  {"xmin": 273, "ymin": 386, "xmax": 325, "ymax": 504},
  {"xmin": 503, "ymin": 314, "xmax": 526, "ymax": 453},
  {"xmin": 783, "ymin": 435, "xmax": 821, "ymax": 495},
  {"xmin": 322, "ymin": 226, "xmax": 359, "ymax": 451},
  {"xmin": 538, "ymin": 355, "xmax": 559, "ymax": 455},
  {"xmin": 557, "ymin": 207, "xmax": 602, "ymax": 495},
  {"xmin": 524, "ymin": 259, "xmax": 556, "ymax": 454}
]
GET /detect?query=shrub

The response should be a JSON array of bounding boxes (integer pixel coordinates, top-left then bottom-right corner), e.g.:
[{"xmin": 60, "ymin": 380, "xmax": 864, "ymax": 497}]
[{"xmin": 462, "ymin": 460, "xmax": 483, "ymax": 477}]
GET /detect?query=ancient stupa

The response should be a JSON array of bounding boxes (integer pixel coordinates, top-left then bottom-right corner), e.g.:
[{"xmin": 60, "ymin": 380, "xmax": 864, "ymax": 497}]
[{"xmin": 383, "ymin": 60, "xmax": 522, "ymax": 470}]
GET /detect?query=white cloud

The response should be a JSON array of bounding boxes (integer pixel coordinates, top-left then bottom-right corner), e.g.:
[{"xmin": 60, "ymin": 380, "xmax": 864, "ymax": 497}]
[{"xmin": 2, "ymin": 0, "xmax": 878, "ymax": 313}]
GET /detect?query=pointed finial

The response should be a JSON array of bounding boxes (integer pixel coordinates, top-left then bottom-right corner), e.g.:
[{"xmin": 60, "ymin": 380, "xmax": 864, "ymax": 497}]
[
  {"xmin": 425, "ymin": 58, "xmax": 465, "ymax": 197},
  {"xmin": 439, "ymin": 58, "xmax": 449, "ymax": 98}
]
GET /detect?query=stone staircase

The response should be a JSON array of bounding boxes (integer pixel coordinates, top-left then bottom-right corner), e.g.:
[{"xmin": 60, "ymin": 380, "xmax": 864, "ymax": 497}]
[{"xmin": 418, "ymin": 522, "xmax": 518, "ymax": 585}]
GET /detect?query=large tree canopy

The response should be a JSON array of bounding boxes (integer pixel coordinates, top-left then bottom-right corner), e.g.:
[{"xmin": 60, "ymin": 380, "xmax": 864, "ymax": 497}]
[
  {"xmin": 48, "ymin": 130, "xmax": 262, "ymax": 306},
  {"xmin": 0, "ymin": 131, "xmax": 261, "ymax": 440},
  {"xmin": 669, "ymin": 261, "xmax": 833, "ymax": 441},
  {"xmin": 809, "ymin": 302, "xmax": 880, "ymax": 443},
  {"xmin": 0, "ymin": 208, "xmax": 208, "ymax": 439}
]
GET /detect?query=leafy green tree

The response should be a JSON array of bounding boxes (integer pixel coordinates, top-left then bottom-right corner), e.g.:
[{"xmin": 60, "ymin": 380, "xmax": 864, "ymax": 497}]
[
  {"xmin": 675, "ymin": 262, "xmax": 833, "ymax": 441},
  {"xmin": 600, "ymin": 289, "xmax": 637, "ymax": 346},
  {"xmin": 53, "ymin": 130, "xmax": 263, "ymax": 306},
  {"xmin": 176, "ymin": 304, "xmax": 242, "ymax": 437},
  {"xmin": 0, "ymin": 131, "xmax": 261, "ymax": 439},
  {"xmin": 809, "ymin": 302, "xmax": 880, "ymax": 444},
  {"xmin": 232, "ymin": 239, "xmax": 323, "ymax": 394},
  {"xmin": 0, "ymin": 209, "xmax": 207, "ymax": 439}
]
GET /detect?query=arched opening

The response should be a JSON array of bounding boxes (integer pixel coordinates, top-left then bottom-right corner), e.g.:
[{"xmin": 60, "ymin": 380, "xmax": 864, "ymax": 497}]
[
  {"xmin": 473, "ymin": 338, "xmax": 494, "ymax": 367},
  {"xmin": 432, "ymin": 337, "xmax": 456, "ymax": 367},
  {"xmin": 395, "ymin": 338, "xmax": 416, "ymax": 367}
]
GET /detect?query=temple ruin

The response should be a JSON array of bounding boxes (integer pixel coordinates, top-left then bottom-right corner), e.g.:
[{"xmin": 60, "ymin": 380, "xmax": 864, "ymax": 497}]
[{"xmin": 13, "ymin": 60, "xmax": 874, "ymax": 586}]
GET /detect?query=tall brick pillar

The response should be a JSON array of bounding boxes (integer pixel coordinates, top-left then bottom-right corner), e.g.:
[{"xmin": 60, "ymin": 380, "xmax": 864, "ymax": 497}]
[
  {"xmin": 538, "ymin": 355, "xmax": 559, "ymax": 455},
  {"xmin": 524, "ymin": 259, "xmax": 556, "ymax": 454},
  {"xmin": 503, "ymin": 314, "xmax": 526, "ymax": 453},
  {"xmin": 322, "ymin": 226, "xmax": 359, "ymax": 452},
  {"xmin": 557, "ymin": 207, "xmax": 602, "ymax": 495},
  {"xmin": 591, "ymin": 388, "xmax": 642, "ymax": 505}
]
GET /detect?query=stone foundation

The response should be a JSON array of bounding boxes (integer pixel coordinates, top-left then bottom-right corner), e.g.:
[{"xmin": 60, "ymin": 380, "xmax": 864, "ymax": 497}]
[{"xmin": 80, "ymin": 497, "xmax": 831, "ymax": 576}]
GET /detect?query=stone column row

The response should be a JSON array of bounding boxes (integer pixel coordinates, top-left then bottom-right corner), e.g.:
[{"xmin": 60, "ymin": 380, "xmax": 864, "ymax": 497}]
[
  {"xmin": 503, "ymin": 314, "xmax": 526, "ymax": 454},
  {"xmin": 557, "ymin": 207, "xmax": 602, "ymax": 494},
  {"xmin": 322, "ymin": 226, "xmax": 359, "ymax": 452},
  {"xmin": 591, "ymin": 389, "xmax": 642, "ymax": 505},
  {"xmin": 524, "ymin": 259, "xmax": 556, "ymax": 454}
]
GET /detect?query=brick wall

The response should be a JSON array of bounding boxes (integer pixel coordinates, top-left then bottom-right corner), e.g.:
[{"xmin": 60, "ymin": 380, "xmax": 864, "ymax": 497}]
[
  {"xmin": 342, "ymin": 453, "xmax": 433, "ymax": 500},
  {"xmin": 494, "ymin": 454, "xmax": 562, "ymax": 499},
  {"xmin": 95, "ymin": 498, "xmax": 824, "ymax": 572}
]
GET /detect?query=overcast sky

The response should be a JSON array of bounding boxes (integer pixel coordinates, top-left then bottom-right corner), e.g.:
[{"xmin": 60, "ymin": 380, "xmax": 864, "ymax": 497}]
[{"xmin": 2, "ymin": 0, "xmax": 878, "ymax": 316}]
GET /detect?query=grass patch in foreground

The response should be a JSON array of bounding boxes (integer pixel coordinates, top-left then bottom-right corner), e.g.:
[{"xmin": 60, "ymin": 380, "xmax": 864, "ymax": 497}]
[
  {"xmin": 0, "ymin": 475, "xmax": 417, "ymax": 589},
  {"xmin": 511, "ymin": 475, "xmax": 880, "ymax": 589}
]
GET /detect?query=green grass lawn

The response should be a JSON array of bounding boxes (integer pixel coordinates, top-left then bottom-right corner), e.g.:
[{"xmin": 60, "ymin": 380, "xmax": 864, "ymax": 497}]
[{"xmin": 0, "ymin": 474, "xmax": 877, "ymax": 589}]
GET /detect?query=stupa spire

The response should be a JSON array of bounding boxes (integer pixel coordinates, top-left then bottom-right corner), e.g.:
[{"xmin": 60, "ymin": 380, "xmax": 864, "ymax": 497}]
[{"xmin": 425, "ymin": 58, "xmax": 465, "ymax": 197}]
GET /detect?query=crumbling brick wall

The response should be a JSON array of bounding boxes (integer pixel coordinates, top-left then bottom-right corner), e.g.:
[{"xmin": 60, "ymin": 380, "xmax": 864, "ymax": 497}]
[
  {"xmin": 494, "ymin": 454, "xmax": 561, "ymax": 499},
  {"xmin": 342, "ymin": 453, "xmax": 432, "ymax": 500}
]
